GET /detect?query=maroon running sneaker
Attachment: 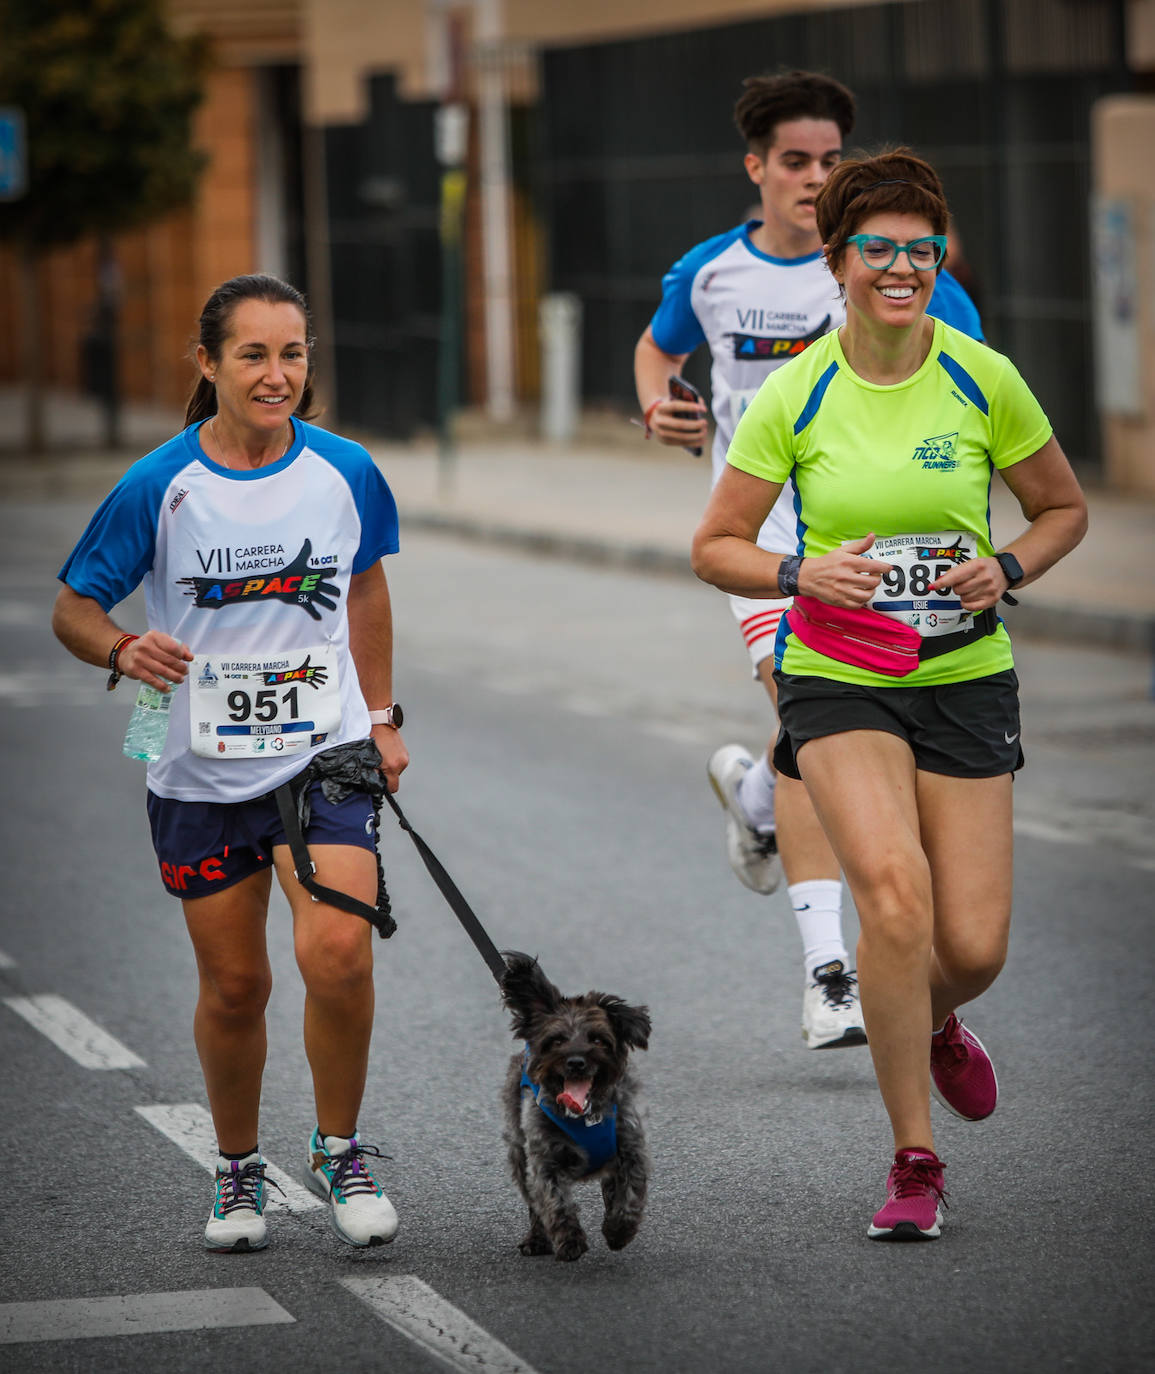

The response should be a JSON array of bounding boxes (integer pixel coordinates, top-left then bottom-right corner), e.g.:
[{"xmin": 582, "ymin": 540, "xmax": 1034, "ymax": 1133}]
[
  {"xmin": 930, "ymin": 1013, "xmax": 998, "ymax": 1121},
  {"xmin": 867, "ymin": 1148, "xmax": 946, "ymax": 1241}
]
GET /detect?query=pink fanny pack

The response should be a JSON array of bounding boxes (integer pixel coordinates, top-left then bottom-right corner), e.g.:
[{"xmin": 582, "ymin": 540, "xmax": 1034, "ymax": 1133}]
[{"xmin": 786, "ymin": 595, "xmax": 921, "ymax": 677}]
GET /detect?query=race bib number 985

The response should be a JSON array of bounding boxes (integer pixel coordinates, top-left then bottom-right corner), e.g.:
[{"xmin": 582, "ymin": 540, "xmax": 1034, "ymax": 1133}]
[
  {"xmin": 861, "ymin": 531, "xmax": 978, "ymax": 638},
  {"xmin": 189, "ymin": 645, "xmax": 341, "ymax": 759}
]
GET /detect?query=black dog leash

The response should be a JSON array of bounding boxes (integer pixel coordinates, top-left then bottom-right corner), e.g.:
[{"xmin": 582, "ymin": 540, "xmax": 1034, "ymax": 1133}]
[
  {"xmin": 274, "ymin": 781, "xmax": 396, "ymax": 938},
  {"xmin": 382, "ymin": 790, "xmax": 508, "ymax": 986}
]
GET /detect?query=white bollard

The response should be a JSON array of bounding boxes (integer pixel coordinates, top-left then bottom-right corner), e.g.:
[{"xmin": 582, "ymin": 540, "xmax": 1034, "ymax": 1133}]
[{"xmin": 539, "ymin": 292, "xmax": 582, "ymax": 442}]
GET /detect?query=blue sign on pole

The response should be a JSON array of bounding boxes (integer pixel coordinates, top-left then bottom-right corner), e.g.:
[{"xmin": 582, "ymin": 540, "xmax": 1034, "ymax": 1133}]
[{"xmin": 0, "ymin": 108, "xmax": 28, "ymax": 201}]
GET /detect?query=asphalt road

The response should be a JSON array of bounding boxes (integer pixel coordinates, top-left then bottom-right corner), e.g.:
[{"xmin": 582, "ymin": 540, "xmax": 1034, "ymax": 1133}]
[{"xmin": 1, "ymin": 506, "xmax": 1152, "ymax": 1373}]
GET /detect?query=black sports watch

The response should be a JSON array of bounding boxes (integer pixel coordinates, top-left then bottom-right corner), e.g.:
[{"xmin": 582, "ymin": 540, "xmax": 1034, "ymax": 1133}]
[{"xmin": 994, "ymin": 551, "xmax": 1024, "ymax": 589}]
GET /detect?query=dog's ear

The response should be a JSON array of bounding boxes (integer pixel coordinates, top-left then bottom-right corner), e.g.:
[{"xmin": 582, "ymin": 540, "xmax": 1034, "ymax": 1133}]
[
  {"xmin": 596, "ymin": 995, "xmax": 651, "ymax": 1052},
  {"xmin": 500, "ymin": 951, "xmax": 563, "ymax": 1037}
]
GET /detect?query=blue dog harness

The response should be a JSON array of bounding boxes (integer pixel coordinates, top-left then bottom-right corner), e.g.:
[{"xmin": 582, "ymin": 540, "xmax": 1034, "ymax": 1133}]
[{"xmin": 519, "ymin": 1047, "xmax": 618, "ymax": 1175}]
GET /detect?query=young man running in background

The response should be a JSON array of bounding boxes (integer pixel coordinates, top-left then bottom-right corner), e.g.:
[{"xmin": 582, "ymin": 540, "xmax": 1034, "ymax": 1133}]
[{"xmin": 634, "ymin": 70, "xmax": 982, "ymax": 1050}]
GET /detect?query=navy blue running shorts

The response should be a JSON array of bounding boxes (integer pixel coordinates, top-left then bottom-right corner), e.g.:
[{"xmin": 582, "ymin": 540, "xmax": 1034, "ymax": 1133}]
[
  {"xmin": 772, "ymin": 668, "xmax": 1024, "ymax": 781},
  {"xmin": 146, "ymin": 779, "xmax": 376, "ymax": 900}
]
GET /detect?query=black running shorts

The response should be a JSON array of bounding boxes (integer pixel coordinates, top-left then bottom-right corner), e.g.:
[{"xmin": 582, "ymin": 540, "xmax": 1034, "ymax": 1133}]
[{"xmin": 772, "ymin": 668, "xmax": 1024, "ymax": 781}]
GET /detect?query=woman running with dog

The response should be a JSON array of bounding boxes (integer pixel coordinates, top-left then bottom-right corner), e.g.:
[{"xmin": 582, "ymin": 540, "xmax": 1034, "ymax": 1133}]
[
  {"xmin": 691, "ymin": 149, "xmax": 1087, "ymax": 1240},
  {"xmin": 53, "ymin": 274, "xmax": 407, "ymax": 1252}
]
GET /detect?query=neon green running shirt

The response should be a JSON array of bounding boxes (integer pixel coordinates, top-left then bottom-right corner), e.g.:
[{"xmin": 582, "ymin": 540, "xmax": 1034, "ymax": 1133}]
[{"xmin": 726, "ymin": 318, "xmax": 1052, "ymax": 687}]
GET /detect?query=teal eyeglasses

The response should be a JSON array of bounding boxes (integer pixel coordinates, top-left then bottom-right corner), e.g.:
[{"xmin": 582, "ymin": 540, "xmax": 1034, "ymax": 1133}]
[{"xmin": 844, "ymin": 235, "xmax": 947, "ymax": 271}]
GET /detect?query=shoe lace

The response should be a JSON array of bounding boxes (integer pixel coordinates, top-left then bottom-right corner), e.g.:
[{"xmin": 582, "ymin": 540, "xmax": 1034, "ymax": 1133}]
[
  {"xmin": 215, "ymin": 1160, "xmax": 282, "ymax": 1216},
  {"xmin": 749, "ymin": 828, "xmax": 778, "ymax": 859},
  {"xmin": 933, "ymin": 1017, "xmax": 970, "ymax": 1068},
  {"xmin": 816, "ymin": 966, "xmax": 858, "ymax": 1010},
  {"xmin": 891, "ymin": 1156, "xmax": 949, "ymax": 1208},
  {"xmin": 324, "ymin": 1141, "xmax": 390, "ymax": 1199}
]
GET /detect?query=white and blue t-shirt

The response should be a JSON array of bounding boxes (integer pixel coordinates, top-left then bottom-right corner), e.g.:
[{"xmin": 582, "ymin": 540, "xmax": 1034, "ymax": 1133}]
[
  {"xmin": 59, "ymin": 417, "xmax": 399, "ymax": 804},
  {"xmin": 649, "ymin": 221, "xmax": 984, "ymax": 550}
]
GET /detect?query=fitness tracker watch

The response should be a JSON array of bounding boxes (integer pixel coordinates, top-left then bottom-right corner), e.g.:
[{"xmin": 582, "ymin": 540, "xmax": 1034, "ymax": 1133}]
[
  {"xmin": 367, "ymin": 704, "xmax": 404, "ymax": 728},
  {"xmin": 994, "ymin": 552, "xmax": 1024, "ymax": 589}
]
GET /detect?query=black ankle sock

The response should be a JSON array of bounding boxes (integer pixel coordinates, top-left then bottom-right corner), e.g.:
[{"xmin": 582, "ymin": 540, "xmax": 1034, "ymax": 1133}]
[{"xmin": 219, "ymin": 1145, "xmax": 259, "ymax": 1161}]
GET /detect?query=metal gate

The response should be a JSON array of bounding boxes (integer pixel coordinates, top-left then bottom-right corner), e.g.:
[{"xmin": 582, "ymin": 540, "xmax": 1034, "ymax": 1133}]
[{"xmin": 324, "ymin": 74, "xmax": 442, "ymax": 438}]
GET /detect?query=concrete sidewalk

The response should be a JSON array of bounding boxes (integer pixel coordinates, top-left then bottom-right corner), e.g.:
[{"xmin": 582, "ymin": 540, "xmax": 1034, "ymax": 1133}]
[{"xmin": 2, "ymin": 387, "xmax": 1152, "ymax": 651}]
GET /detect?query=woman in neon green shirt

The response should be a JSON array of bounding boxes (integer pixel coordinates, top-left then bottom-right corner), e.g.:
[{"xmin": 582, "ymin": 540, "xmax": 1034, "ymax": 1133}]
[{"xmin": 691, "ymin": 149, "xmax": 1087, "ymax": 1242}]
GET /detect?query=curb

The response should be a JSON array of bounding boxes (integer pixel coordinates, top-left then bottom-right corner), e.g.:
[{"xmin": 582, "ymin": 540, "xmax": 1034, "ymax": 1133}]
[
  {"xmin": 402, "ymin": 510, "xmax": 1155, "ymax": 655},
  {"xmin": 402, "ymin": 511, "xmax": 692, "ymax": 577}
]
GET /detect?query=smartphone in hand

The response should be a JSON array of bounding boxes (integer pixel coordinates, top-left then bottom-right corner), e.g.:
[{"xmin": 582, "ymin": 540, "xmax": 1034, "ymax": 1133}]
[{"xmin": 668, "ymin": 374, "xmax": 705, "ymax": 457}]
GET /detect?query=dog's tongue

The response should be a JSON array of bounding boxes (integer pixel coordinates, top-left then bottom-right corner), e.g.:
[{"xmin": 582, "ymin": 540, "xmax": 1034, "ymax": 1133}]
[{"xmin": 557, "ymin": 1079, "xmax": 592, "ymax": 1115}]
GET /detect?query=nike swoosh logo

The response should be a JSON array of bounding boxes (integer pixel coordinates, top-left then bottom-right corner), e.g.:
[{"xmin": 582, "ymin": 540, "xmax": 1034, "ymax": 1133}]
[
  {"xmin": 794, "ymin": 903, "xmax": 811, "ymax": 911},
  {"xmin": 1004, "ymin": 732, "xmax": 1019, "ymax": 744}
]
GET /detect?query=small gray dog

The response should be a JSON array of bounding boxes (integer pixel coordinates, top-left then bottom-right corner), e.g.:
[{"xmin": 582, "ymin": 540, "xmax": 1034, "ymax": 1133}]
[{"xmin": 500, "ymin": 951, "xmax": 651, "ymax": 1262}]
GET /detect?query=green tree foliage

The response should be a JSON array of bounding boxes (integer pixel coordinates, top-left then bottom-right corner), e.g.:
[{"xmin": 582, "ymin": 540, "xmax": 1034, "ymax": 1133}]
[{"xmin": 0, "ymin": 0, "xmax": 208, "ymax": 247}]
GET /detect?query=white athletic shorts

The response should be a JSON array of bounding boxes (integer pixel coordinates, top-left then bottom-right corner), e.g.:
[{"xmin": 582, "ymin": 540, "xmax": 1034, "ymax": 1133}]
[{"xmin": 729, "ymin": 593, "xmax": 791, "ymax": 672}]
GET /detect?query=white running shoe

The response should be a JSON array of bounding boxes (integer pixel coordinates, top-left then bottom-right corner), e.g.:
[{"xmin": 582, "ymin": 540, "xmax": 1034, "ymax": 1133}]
[
  {"xmin": 305, "ymin": 1128, "xmax": 399, "ymax": 1247},
  {"xmin": 706, "ymin": 744, "xmax": 782, "ymax": 894},
  {"xmin": 204, "ymin": 1152, "xmax": 272, "ymax": 1252},
  {"xmin": 802, "ymin": 961, "xmax": 868, "ymax": 1050}
]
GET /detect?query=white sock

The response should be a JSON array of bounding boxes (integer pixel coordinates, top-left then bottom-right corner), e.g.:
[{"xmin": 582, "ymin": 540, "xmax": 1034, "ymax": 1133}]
[
  {"xmin": 789, "ymin": 880, "xmax": 848, "ymax": 975},
  {"xmin": 736, "ymin": 753, "xmax": 777, "ymax": 833}
]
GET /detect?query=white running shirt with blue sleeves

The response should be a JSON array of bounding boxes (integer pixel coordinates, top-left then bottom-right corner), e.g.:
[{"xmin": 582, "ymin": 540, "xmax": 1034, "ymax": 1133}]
[{"xmin": 59, "ymin": 417, "xmax": 399, "ymax": 804}]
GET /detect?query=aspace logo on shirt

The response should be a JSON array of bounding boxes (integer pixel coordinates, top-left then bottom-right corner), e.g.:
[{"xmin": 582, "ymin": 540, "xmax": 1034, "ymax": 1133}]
[
  {"xmin": 177, "ymin": 539, "xmax": 340, "ymax": 621},
  {"xmin": 727, "ymin": 314, "xmax": 832, "ymax": 361}
]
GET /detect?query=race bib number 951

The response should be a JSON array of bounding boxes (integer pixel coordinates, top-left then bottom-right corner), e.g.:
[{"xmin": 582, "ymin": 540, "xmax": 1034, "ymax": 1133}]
[
  {"xmin": 861, "ymin": 531, "xmax": 978, "ymax": 638},
  {"xmin": 189, "ymin": 645, "xmax": 341, "ymax": 759}
]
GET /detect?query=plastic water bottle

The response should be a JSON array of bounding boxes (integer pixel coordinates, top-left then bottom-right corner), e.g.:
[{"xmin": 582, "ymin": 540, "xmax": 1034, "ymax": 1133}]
[{"xmin": 122, "ymin": 684, "xmax": 174, "ymax": 762}]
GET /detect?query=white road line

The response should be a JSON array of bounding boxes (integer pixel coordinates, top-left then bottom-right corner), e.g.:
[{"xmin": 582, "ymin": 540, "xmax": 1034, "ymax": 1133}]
[
  {"xmin": 0, "ymin": 947, "xmax": 15, "ymax": 969},
  {"xmin": 340, "ymin": 1276, "xmax": 542, "ymax": 1374},
  {"xmin": 135, "ymin": 1103, "xmax": 323, "ymax": 1213},
  {"xmin": 3, "ymin": 994, "xmax": 146, "ymax": 1069},
  {"xmin": 0, "ymin": 1288, "xmax": 294, "ymax": 1345},
  {"xmin": 1013, "ymin": 817, "xmax": 1086, "ymax": 846},
  {"xmin": 1013, "ymin": 818, "xmax": 1155, "ymax": 869}
]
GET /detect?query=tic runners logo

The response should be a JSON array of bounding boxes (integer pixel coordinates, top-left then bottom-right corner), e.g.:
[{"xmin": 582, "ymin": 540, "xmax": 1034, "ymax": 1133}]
[
  {"xmin": 728, "ymin": 314, "xmax": 832, "ymax": 362},
  {"xmin": 177, "ymin": 539, "xmax": 339, "ymax": 621},
  {"xmin": 261, "ymin": 654, "xmax": 329, "ymax": 689},
  {"xmin": 911, "ymin": 432, "xmax": 960, "ymax": 471}
]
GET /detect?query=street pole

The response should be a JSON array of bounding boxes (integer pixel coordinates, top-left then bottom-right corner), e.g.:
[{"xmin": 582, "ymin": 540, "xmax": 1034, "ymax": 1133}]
[
  {"xmin": 435, "ymin": 9, "xmax": 468, "ymax": 494},
  {"xmin": 476, "ymin": 0, "xmax": 515, "ymax": 423}
]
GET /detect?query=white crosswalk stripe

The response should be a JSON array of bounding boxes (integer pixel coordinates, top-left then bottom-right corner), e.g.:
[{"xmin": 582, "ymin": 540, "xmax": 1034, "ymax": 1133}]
[
  {"xmin": 0, "ymin": 1289, "xmax": 294, "ymax": 1344},
  {"xmin": 135, "ymin": 1102, "xmax": 323, "ymax": 1212},
  {"xmin": 340, "ymin": 1276, "xmax": 542, "ymax": 1374},
  {"xmin": 4, "ymin": 994, "xmax": 146, "ymax": 1069}
]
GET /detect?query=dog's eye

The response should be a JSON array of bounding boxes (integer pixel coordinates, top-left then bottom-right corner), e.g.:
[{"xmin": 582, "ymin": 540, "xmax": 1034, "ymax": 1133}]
[
  {"xmin": 589, "ymin": 1035, "xmax": 610, "ymax": 1049},
  {"xmin": 542, "ymin": 1035, "xmax": 564, "ymax": 1053}
]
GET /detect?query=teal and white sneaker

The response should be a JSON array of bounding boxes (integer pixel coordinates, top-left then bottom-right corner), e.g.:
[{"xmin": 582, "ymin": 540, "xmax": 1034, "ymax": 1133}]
[
  {"xmin": 205, "ymin": 1152, "xmax": 272, "ymax": 1252},
  {"xmin": 305, "ymin": 1128, "xmax": 398, "ymax": 1247}
]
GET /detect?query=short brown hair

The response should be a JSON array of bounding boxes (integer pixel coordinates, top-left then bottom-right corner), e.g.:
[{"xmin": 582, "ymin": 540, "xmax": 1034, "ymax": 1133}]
[
  {"xmin": 734, "ymin": 70, "xmax": 855, "ymax": 156},
  {"xmin": 816, "ymin": 148, "xmax": 949, "ymax": 271}
]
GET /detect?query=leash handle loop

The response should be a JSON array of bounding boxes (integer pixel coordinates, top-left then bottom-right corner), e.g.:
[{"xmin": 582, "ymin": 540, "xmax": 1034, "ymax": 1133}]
[{"xmin": 273, "ymin": 783, "xmax": 396, "ymax": 938}]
